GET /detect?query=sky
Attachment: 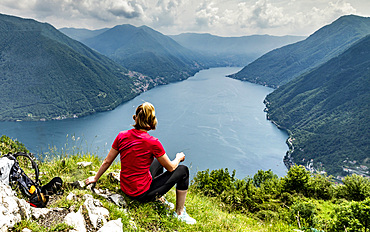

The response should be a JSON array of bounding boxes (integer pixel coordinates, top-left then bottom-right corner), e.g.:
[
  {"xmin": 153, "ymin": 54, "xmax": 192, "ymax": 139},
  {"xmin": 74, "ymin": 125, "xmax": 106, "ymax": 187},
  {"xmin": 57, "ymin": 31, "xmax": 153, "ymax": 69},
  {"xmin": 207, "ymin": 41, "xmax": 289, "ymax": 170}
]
[{"xmin": 1, "ymin": 0, "xmax": 369, "ymax": 37}]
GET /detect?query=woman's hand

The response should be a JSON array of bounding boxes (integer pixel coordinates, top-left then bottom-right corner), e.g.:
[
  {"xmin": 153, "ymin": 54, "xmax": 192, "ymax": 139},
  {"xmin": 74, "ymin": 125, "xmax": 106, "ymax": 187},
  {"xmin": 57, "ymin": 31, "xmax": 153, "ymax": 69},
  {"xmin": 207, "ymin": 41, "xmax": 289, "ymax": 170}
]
[
  {"xmin": 157, "ymin": 152, "xmax": 185, "ymax": 172},
  {"xmin": 85, "ymin": 176, "xmax": 98, "ymax": 185},
  {"xmin": 176, "ymin": 152, "xmax": 185, "ymax": 162}
]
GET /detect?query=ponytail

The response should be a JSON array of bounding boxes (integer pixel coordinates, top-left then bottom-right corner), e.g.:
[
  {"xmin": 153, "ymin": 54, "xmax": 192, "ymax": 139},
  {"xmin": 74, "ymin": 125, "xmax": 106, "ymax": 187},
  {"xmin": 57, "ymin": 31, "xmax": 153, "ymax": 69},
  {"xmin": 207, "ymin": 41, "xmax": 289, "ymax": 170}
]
[{"xmin": 133, "ymin": 102, "xmax": 158, "ymax": 130}]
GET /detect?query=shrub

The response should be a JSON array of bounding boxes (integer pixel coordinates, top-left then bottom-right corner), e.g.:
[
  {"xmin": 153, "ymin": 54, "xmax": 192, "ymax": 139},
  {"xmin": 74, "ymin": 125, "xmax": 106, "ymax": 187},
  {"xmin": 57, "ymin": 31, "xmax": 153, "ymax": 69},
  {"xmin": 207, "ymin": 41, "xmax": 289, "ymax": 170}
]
[
  {"xmin": 289, "ymin": 200, "xmax": 317, "ymax": 228},
  {"xmin": 282, "ymin": 165, "xmax": 310, "ymax": 195},
  {"xmin": 253, "ymin": 169, "xmax": 277, "ymax": 187},
  {"xmin": 337, "ymin": 174, "xmax": 370, "ymax": 201},
  {"xmin": 328, "ymin": 198, "xmax": 370, "ymax": 232},
  {"xmin": 221, "ymin": 178, "xmax": 259, "ymax": 212},
  {"xmin": 0, "ymin": 135, "xmax": 29, "ymax": 155},
  {"xmin": 306, "ymin": 173, "xmax": 334, "ymax": 200},
  {"xmin": 191, "ymin": 168, "xmax": 235, "ymax": 197}
]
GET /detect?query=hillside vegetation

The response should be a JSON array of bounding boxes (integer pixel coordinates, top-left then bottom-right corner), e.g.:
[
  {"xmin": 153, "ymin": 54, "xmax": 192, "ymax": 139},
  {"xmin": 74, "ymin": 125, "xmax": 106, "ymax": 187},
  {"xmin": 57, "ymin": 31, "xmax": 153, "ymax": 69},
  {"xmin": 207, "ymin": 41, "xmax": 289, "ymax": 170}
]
[
  {"xmin": 0, "ymin": 14, "xmax": 143, "ymax": 121},
  {"xmin": 230, "ymin": 15, "xmax": 370, "ymax": 88},
  {"xmin": 265, "ymin": 35, "xmax": 370, "ymax": 177},
  {"xmin": 1, "ymin": 135, "xmax": 370, "ymax": 231}
]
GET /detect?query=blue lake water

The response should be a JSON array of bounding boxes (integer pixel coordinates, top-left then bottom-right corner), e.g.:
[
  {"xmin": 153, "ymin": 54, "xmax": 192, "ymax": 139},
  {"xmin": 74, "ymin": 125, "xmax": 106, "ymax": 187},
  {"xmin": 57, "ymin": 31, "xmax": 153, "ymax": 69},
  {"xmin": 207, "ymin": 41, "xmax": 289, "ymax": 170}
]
[{"xmin": 0, "ymin": 67, "xmax": 288, "ymax": 179}]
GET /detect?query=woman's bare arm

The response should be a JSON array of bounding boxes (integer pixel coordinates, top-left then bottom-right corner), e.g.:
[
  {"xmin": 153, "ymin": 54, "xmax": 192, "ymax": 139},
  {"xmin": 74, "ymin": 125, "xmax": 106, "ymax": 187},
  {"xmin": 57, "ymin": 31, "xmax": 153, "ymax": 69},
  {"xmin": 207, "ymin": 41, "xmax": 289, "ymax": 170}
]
[
  {"xmin": 157, "ymin": 152, "xmax": 185, "ymax": 172},
  {"xmin": 85, "ymin": 148, "xmax": 119, "ymax": 185}
]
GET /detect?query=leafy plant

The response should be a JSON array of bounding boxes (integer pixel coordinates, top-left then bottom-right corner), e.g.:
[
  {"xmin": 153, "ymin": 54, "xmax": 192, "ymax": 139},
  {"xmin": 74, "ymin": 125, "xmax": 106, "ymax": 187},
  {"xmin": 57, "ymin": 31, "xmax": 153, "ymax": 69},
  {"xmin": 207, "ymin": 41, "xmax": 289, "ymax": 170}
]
[
  {"xmin": 0, "ymin": 135, "xmax": 29, "ymax": 155},
  {"xmin": 328, "ymin": 198, "xmax": 370, "ymax": 232},
  {"xmin": 282, "ymin": 165, "xmax": 310, "ymax": 195},
  {"xmin": 191, "ymin": 168, "xmax": 235, "ymax": 197},
  {"xmin": 336, "ymin": 174, "xmax": 370, "ymax": 201}
]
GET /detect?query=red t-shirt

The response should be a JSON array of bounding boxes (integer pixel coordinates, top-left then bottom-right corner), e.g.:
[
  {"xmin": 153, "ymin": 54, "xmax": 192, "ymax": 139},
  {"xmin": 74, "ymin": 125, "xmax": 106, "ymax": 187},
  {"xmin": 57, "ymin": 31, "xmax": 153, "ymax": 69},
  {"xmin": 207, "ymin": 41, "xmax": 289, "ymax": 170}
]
[{"xmin": 112, "ymin": 129, "xmax": 165, "ymax": 197}]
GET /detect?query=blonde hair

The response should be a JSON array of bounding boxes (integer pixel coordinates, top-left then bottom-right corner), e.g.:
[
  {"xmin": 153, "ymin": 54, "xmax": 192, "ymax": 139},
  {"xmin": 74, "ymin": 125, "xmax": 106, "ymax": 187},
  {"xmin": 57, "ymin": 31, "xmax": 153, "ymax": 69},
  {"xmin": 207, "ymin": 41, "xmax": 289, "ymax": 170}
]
[{"xmin": 132, "ymin": 102, "xmax": 158, "ymax": 130}]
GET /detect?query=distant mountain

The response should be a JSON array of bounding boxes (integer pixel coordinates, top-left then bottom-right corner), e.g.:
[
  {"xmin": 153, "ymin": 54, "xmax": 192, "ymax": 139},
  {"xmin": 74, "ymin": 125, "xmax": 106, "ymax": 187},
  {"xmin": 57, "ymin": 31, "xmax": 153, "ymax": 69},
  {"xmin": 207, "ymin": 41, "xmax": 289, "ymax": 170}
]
[
  {"xmin": 230, "ymin": 15, "xmax": 370, "ymax": 88},
  {"xmin": 80, "ymin": 25, "xmax": 205, "ymax": 83},
  {"xmin": 59, "ymin": 27, "xmax": 109, "ymax": 41},
  {"xmin": 0, "ymin": 14, "xmax": 145, "ymax": 121},
  {"xmin": 265, "ymin": 35, "xmax": 370, "ymax": 176},
  {"xmin": 169, "ymin": 33, "xmax": 305, "ymax": 66}
]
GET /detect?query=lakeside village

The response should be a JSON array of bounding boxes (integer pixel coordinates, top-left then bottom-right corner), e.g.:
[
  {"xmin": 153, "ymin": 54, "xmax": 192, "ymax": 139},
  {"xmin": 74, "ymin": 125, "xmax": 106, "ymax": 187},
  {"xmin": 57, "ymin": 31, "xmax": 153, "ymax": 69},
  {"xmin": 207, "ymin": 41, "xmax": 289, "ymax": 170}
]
[{"xmin": 284, "ymin": 137, "xmax": 370, "ymax": 182}]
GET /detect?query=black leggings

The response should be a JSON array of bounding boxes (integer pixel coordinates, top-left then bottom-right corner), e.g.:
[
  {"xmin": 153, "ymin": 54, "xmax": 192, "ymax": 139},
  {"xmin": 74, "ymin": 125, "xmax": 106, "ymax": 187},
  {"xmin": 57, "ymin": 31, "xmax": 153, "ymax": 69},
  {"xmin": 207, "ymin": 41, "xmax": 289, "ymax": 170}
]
[{"xmin": 132, "ymin": 159, "xmax": 189, "ymax": 202}]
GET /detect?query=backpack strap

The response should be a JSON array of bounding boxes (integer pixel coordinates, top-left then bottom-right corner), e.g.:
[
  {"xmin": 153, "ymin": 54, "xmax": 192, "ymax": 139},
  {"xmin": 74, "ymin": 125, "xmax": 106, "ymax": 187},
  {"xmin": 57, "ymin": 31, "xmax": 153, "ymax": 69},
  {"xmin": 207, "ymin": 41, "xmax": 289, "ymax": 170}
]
[{"xmin": 11, "ymin": 152, "xmax": 40, "ymax": 185}]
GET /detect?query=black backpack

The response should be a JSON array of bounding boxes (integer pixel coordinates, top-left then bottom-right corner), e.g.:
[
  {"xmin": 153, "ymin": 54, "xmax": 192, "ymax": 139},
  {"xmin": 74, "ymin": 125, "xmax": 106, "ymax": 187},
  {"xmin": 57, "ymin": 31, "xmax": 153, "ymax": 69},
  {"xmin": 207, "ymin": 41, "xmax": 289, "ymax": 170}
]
[{"xmin": 0, "ymin": 152, "xmax": 63, "ymax": 207}]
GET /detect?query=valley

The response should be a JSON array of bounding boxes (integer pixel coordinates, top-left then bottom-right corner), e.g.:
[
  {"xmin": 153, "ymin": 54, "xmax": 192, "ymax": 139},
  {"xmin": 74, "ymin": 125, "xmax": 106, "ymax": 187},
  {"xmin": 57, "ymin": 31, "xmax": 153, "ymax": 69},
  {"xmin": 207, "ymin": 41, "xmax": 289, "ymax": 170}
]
[{"xmin": 0, "ymin": 13, "xmax": 369, "ymax": 178}]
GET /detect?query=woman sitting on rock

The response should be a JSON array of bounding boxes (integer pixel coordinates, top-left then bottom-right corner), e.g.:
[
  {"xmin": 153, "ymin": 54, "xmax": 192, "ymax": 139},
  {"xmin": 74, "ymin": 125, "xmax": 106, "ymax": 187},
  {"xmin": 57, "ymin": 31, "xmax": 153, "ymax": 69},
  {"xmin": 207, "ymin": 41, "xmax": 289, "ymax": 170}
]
[{"xmin": 85, "ymin": 102, "xmax": 196, "ymax": 224}]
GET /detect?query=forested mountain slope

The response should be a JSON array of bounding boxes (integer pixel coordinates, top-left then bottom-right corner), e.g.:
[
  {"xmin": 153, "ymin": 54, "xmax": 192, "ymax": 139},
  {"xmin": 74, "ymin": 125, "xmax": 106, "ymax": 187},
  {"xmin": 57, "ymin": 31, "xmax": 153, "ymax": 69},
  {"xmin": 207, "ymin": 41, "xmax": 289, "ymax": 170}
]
[
  {"xmin": 0, "ymin": 14, "xmax": 140, "ymax": 121},
  {"xmin": 230, "ymin": 15, "xmax": 370, "ymax": 88},
  {"xmin": 81, "ymin": 24, "xmax": 205, "ymax": 84},
  {"xmin": 265, "ymin": 35, "xmax": 370, "ymax": 176},
  {"xmin": 170, "ymin": 33, "xmax": 305, "ymax": 66}
]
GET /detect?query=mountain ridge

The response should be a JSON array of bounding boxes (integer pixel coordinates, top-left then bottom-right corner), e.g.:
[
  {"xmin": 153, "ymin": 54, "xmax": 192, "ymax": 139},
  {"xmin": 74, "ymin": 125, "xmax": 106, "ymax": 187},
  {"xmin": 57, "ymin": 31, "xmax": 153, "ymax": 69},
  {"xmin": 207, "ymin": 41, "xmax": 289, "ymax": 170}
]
[
  {"xmin": 169, "ymin": 33, "xmax": 305, "ymax": 66},
  {"xmin": 0, "ymin": 14, "xmax": 142, "ymax": 121},
  {"xmin": 265, "ymin": 34, "xmax": 370, "ymax": 176},
  {"xmin": 229, "ymin": 15, "xmax": 370, "ymax": 88},
  {"xmin": 81, "ymin": 24, "xmax": 204, "ymax": 84}
]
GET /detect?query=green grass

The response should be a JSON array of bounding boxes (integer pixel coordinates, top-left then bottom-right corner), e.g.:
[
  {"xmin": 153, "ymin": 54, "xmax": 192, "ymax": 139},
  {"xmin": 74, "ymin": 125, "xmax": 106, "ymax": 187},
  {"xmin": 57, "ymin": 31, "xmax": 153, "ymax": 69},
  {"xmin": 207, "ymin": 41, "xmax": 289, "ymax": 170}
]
[
  {"xmin": 15, "ymin": 146, "xmax": 368, "ymax": 232},
  {"xmin": 11, "ymin": 152, "xmax": 303, "ymax": 232}
]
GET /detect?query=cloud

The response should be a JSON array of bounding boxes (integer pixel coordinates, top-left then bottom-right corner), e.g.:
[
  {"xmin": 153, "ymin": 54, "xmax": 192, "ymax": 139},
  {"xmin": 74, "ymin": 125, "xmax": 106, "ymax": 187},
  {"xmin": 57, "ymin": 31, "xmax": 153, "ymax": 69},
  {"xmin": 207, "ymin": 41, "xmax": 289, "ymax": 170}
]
[
  {"xmin": 149, "ymin": 0, "xmax": 184, "ymax": 27},
  {"xmin": 108, "ymin": 1, "xmax": 144, "ymax": 19},
  {"xmin": 229, "ymin": 0, "xmax": 358, "ymax": 35},
  {"xmin": 239, "ymin": 0, "xmax": 294, "ymax": 29},
  {"xmin": 0, "ymin": 0, "xmax": 365, "ymax": 36},
  {"xmin": 195, "ymin": 1, "xmax": 220, "ymax": 28},
  {"xmin": 1, "ymin": 0, "xmax": 145, "ymax": 22}
]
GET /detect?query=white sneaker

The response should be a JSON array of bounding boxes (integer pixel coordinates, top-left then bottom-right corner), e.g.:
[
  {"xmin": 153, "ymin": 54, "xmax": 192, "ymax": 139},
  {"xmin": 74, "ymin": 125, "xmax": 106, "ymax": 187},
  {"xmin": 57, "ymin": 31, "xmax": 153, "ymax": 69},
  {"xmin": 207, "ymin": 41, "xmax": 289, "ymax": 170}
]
[{"xmin": 174, "ymin": 207, "xmax": 196, "ymax": 225}]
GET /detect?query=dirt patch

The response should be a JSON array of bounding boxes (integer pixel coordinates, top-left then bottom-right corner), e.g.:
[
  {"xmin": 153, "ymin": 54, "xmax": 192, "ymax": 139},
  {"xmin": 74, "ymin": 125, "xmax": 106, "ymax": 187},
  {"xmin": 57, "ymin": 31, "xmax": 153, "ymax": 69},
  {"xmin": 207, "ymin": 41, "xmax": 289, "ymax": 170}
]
[{"xmin": 37, "ymin": 208, "xmax": 70, "ymax": 228}]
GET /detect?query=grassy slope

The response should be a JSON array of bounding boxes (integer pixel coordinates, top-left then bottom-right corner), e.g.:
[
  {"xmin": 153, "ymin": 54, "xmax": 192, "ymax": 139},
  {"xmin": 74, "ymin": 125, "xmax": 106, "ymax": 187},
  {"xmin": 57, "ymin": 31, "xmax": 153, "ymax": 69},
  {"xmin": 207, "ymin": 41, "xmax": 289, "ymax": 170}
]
[
  {"xmin": 3, "ymin": 136, "xmax": 367, "ymax": 232},
  {"xmin": 11, "ymin": 151, "xmax": 318, "ymax": 232}
]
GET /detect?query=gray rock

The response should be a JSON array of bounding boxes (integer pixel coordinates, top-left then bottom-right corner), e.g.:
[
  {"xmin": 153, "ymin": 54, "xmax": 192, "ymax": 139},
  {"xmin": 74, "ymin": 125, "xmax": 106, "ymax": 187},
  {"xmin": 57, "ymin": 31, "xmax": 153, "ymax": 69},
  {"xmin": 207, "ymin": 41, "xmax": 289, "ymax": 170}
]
[
  {"xmin": 108, "ymin": 194, "xmax": 127, "ymax": 208},
  {"xmin": 31, "ymin": 208, "xmax": 51, "ymax": 220},
  {"xmin": 64, "ymin": 206, "xmax": 86, "ymax": 232},
  {"xmin": 66, "ymin": 192, "xmax": 77, "ymax": 201},
  {"xmin": 97, "ymin": 218, "xmax": 123, "ymax": 232},
  {"xmin": 83, "ymin": 194, "xmax": 109, "ymax": 229},
  {"xmin": 90, "ymin": 186, "xmax": 127, "ymax": 208},
  {"xmin": 0, "ymin": 182, "xmax": 30, "ymax": 231},
  {"xmin": 70, "ymin": 180, "xmax": 86, "ymax": 189}
]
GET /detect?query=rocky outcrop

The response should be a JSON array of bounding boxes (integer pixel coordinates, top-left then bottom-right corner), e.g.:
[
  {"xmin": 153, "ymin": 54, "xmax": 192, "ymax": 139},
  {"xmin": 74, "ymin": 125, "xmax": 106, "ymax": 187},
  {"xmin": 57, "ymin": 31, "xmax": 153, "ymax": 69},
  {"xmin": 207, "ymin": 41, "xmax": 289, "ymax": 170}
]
[
  {"xmin": 0, "ymin": 180, "xmax": 133, "ymax": 231},
  {"xmin": 0, "ymin": 182, "xmax": 31, "ymax": 231}
]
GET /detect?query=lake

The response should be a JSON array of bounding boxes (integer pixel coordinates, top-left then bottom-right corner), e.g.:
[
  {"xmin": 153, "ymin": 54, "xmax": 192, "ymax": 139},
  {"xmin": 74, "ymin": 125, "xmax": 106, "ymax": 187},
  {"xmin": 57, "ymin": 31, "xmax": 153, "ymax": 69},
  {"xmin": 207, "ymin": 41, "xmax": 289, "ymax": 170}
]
[{"xmin": 0, "ymin": 67, "xmax": 288, "ymax": 179}]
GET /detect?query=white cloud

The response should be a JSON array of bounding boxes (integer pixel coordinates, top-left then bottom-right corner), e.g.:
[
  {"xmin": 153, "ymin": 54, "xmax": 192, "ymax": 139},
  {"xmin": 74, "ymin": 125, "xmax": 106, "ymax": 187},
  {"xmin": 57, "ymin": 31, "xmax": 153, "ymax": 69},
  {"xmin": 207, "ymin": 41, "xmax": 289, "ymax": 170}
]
[
  {"xmin": 149, "ymin": 0, "xmax": 184, "ymax": 27},
  {"xmin": 195, "ymin": 1, "xmax": 220, "ymax": 28},
  {"xmin": 0, "ymin": 0, "xmax": 366, "ymax": 36},
  {"xmin": 107, "ymin": 1, "xmax": 144, "ymax": 19}
]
